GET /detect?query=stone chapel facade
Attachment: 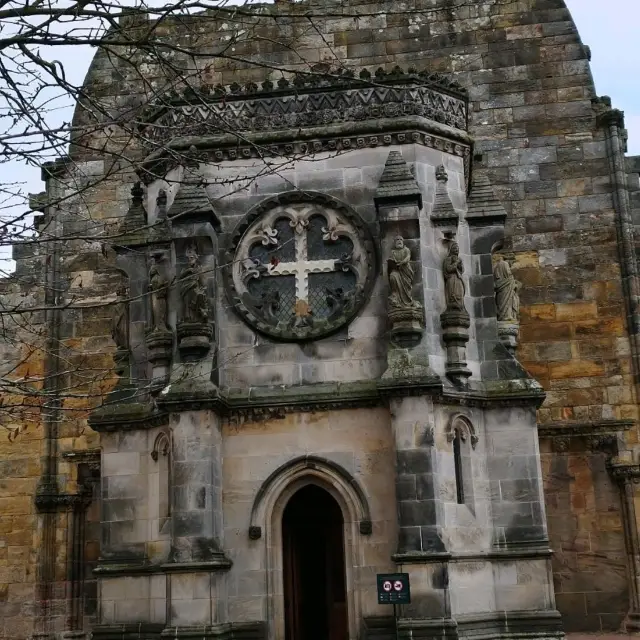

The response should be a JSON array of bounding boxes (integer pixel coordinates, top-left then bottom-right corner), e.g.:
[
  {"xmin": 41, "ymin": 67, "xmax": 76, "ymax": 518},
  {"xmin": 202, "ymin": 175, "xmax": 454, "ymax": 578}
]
[{"xmin": 3, "ymin": 2, "xmax": 640, "ymax": 640}]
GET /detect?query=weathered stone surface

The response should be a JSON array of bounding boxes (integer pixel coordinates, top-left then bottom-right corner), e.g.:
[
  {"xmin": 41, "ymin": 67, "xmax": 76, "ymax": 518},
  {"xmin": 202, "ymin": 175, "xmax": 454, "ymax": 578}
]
[{"xmin": 2, "ymin": 1, "xmax": 639, "ymax": 638}]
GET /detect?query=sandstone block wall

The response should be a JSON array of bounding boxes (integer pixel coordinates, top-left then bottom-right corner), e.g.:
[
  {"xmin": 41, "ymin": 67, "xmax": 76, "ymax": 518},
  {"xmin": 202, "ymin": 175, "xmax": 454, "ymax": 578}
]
[{"xmin": 1, "ymin": 0, "xmax": 639, "ymax": 637}]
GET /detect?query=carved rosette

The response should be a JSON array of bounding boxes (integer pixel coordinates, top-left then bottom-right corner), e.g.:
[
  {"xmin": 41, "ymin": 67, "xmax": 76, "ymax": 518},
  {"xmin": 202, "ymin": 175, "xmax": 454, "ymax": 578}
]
[{"xmin": 223, "ymin": 192, "xmax": 376, "ymax": 341}]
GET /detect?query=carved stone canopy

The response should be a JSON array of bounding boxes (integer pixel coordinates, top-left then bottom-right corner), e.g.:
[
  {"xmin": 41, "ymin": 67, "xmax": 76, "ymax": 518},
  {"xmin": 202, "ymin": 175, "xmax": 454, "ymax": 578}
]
[{"xmin": 223, "ymin": 192, "xmax": 376, "ymax": 341}]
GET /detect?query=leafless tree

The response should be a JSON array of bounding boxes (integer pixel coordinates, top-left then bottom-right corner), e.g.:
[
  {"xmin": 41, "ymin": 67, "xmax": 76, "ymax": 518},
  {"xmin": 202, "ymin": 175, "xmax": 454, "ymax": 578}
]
[{"xmin": 0, "ymin": 0, "xmax": 456, "ymax": 438}]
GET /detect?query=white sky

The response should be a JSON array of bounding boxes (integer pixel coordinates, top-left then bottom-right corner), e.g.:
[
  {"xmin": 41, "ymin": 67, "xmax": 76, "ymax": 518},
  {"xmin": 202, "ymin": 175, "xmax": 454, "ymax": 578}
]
[
  {"xmin": 567, "ymin": 0, "xmax": 640, "ymax": 154},
  {"xmin": 2, "ymin": 0, "xmax": 638, "ymax": 232}
]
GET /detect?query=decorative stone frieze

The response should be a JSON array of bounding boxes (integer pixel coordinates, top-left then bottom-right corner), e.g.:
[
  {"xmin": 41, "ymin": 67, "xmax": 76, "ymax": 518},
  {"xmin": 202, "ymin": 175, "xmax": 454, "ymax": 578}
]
[{"xmin": 140, "ymin": 66, "xmax": 468, "ymax": 148}]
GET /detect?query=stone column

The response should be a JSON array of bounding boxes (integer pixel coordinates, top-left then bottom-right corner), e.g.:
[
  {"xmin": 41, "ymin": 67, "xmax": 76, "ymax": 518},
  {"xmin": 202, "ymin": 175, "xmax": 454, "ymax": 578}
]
[
  {"xmin": 388, "ymin": 396, "xmax": 451, "ymax": 624},
  {"xmin": 609, "ymin": 463, "xmax": 640, "ymax": 631},
  {"xmin": 167, "ymin": 410, "xmax": 230, "ymax": 626}
]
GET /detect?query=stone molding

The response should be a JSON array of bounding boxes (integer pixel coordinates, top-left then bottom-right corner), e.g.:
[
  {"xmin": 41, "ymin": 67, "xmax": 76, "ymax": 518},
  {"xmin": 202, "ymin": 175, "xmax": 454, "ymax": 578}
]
[
  {"xmin": 608, "ymin": 462, "xmax": 640, "ymax": 484},
  {"xmin": 159, "ymin": 623, "xmax": 267, "ymax": 640},
  {"xmin": 89, "ymin": 377, "xmax": 547, "ymax": 431},
  {"xmin": 445, "ymin": 414, "xmax": 479, "ymax": 450},
  {"xmin": 93, "ymin": 557, "xmax": 232, "ymax": 576},
  {"xmin": 538, "ymin": 419, "xmax": 633, "ymax": 455},
  {"xmin": 60, "ymin": 448, "xmax": 101, "ymax": 472},
  {"xmin": 141, "ymin": 120, "xmax": 472, "ymax": 189},
  {"xmin": 139, "ymin": 67, "xmax": 468, "ymax": 149},
  {"xmin": 248, "ymin": 454, "xmax": 372, "ymax": 540}
]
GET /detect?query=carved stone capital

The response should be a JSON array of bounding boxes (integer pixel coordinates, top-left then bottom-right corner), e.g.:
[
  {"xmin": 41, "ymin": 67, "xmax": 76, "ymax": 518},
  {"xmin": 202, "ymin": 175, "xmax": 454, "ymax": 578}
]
[{"xmin": 608, "ymin": 462, "xmax": 640, "ymax": 485}]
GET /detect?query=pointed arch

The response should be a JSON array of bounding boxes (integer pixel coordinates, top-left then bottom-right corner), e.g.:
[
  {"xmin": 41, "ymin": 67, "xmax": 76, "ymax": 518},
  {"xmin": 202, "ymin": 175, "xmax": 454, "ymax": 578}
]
[
  {"xmin": 250, "ymin": 455, "xmax": 370, "ymax": 640},
  {"xmin": 445, "ymin": 413, "xmax": 478, "ymax": 450},
  {"xmin": 249, "ymin": 455, "xmax": 372, "ymax": 538}
]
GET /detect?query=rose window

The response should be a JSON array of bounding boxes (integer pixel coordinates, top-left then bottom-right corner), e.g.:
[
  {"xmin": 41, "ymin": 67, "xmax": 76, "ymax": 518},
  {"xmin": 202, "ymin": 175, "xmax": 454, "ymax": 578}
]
[{"xmin": 223, "ymin": 193, "xmax": 376, "ymax": 341}]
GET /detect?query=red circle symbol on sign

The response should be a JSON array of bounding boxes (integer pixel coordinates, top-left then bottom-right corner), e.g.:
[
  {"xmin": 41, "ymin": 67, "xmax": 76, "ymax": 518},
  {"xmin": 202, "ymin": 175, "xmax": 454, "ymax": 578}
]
[
  {"xmin": 383, "ymin": 581, "xmax": 392, "ymax": 592},
  {"xmin": 394, "ymin": 581, "xmax": 403, "ymax": 591}
]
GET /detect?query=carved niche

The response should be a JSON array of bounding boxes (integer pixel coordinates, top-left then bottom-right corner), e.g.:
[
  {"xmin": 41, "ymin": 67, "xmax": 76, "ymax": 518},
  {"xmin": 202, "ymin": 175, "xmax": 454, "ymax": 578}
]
[{"xmin": 223, "ymin": 192, "xmax": 376, "ymax": 341}]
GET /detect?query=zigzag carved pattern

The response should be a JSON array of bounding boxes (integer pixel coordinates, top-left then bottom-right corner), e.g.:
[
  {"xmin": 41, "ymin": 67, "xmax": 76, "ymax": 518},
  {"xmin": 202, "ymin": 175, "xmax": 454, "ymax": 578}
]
[{"xmin": 144, "ymin": 84, "xmax": 467, "ymax": 145}]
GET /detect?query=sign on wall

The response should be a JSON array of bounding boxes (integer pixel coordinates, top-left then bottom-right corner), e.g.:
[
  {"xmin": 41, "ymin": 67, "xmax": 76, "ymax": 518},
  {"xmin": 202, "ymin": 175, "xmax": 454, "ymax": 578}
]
[{"xmin": 376, "ymin": 573, "xmax": 411, "ymax": 605}]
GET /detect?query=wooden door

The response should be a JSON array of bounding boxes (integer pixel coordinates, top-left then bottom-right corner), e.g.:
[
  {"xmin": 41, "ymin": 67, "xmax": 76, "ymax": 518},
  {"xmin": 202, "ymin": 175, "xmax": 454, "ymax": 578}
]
[{"xmin": 282, "ymin": 485, "xmax": 348, "ymax": 640}]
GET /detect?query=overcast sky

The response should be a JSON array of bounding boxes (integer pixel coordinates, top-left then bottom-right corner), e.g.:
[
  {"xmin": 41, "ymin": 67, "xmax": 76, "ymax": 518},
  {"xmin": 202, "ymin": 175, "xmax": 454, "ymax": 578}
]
[
  {"xmin": 567, "ymin": 0, "xmax": 639, "ymax": 154},
  {"xmin": 2, "ymin": 1, "xmax": 638, "ymax": 231}
]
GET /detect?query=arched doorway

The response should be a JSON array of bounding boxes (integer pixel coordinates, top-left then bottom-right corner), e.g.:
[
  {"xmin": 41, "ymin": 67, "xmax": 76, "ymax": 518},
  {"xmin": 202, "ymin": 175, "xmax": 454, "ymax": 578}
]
[{"xmin": 282, "ymin": 485, "xmax": 348, "ymax": 640}]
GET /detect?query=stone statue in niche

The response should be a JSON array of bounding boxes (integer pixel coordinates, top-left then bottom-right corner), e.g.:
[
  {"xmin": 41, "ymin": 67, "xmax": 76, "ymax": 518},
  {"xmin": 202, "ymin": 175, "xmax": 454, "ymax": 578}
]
[
  {"xmin": 388, "ymin": 236, "xmax": 420, "ymax": 311},
  {"xmin": 179, "ymin": 249, "xmax": 209, "ymax": 324},
  {"xmin": 493, "ymin": 256, "xmax": 520, "ymax": 323},
  {"xmin": 149, "ymin": 254, "xmax": 170, "ymax": 332},
  {"xmin": 443, "ymin": 242, "xmax": 467, "ymax": 313},
  {"xmin": 111, "ymin": 284, "xmax": 129, "ymax": 351}
]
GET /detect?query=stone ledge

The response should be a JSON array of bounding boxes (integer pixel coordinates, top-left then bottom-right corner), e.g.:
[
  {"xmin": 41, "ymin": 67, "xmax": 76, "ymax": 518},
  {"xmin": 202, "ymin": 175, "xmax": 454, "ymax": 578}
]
[
  {"xmin": 91, "ymin": 377, "xmax": 548, "ymax": 430},
  {"xmin": 538, "ymin": 419, "xmax": 634, "ymax": 438},
  {"xmin": 94, "ymin": 556, "xmax": 232, "ymax": 576},
  {"xmin": 91, "ymin": 624, "xmax": 165, "ymax": 640},
  {"xmin": 392, "ymin": 547, "xmax": 553, "ymax": 564},
  {"xmin": 159, "ymin": 623, "xmax": 266, "ymax": 640},
  {"xmin": 455, "ymin": 610, "xmax": 564, "ymax": 640}
]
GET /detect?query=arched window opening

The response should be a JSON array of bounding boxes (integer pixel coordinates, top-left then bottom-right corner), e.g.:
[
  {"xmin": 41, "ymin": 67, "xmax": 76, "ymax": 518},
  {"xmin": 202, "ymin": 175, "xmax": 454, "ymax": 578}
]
[
  {"xmin": 453, "ymin": 429, "xmax": 465, "ymax": 505},
  {"xmin": 446, "ymin": 416, "xmax": 477, "ymax": 512},
  {"xmin": 151, "ymin": 432, "xmax": 171, "ymax": 534}
]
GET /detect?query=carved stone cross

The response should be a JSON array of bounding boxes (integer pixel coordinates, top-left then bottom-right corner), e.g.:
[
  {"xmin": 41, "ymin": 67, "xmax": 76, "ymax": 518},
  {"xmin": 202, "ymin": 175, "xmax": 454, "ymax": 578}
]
[{"xmin": 260, "ymin": 228, "xmax": 340, "ymax": 303}]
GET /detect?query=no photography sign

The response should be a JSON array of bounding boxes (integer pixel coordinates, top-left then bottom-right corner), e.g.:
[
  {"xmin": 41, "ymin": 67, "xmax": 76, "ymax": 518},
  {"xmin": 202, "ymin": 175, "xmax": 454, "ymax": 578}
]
[{"xmin": 376, "ymin": 573, "xmax": 411, "ymax": 604}]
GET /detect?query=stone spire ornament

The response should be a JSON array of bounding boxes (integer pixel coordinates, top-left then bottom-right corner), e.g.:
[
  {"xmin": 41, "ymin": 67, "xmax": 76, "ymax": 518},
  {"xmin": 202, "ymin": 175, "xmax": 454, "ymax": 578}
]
[
  {"xmin": 430, "ymin": 165, "xmax": 458, "ymax": 227},
  {"xmin": 440, "ymin": 240, "xmax": 471, "ymax": 384},
  {"xmin": 465, "ymin": 172, "xmax": 507, "ymax": 225},
  {"xmin": 168, "ymin": 163, "xmax": 219, "ymax": 228},
  {"xmin": 493, "ymin": 254, "xmax": 521, "ymax": 355},
  {"xmin": 116, "ymin": 182, "xmax": 149, "ymax": 247},
  {"xmin": 374, "ymin": 150, "xmax": 423, "ymax": 212}
]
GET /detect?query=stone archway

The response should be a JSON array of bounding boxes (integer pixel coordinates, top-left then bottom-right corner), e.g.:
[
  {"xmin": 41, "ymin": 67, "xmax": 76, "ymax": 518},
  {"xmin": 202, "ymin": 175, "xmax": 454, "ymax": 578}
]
[{"xmin": 250, "ymin": 456, "xmax": 369, "ymax": 640}]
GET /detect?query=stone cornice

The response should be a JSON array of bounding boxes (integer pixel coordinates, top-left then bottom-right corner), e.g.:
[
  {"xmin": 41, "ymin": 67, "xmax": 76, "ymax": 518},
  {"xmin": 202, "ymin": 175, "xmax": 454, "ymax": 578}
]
[
  {"xmin": 539, "ymin": 420, "xmax": 633, "ymax": 455},
  {"xmin": 90, "ymin": 377, "xmax": 547, "ymax": 431},
  {"xmin": 140, "ymin": 119, "xmax": 473, "ymax": 189},
  {"xmin": 139, "ymin": 67, "xmax": 468, "ymax": 149},
  {"xmin": 538, "ymin": 419, "xmax": 634, "ymax": 438}
]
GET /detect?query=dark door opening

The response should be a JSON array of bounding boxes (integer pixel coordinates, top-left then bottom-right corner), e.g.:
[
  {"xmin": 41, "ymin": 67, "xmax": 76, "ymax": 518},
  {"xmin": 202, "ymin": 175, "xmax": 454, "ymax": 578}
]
[{"xmin": 283, "ymin": 484, "xmax": 348, "ymax": 640}]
